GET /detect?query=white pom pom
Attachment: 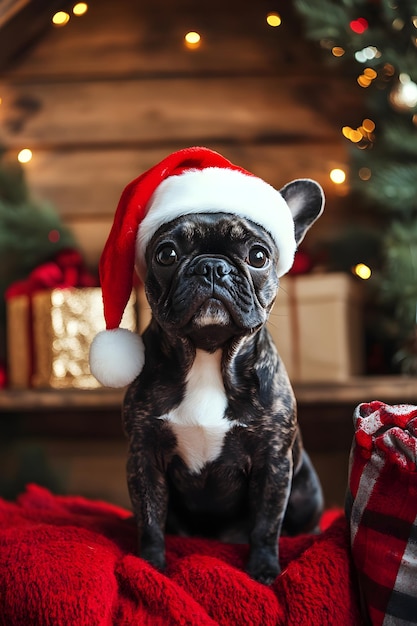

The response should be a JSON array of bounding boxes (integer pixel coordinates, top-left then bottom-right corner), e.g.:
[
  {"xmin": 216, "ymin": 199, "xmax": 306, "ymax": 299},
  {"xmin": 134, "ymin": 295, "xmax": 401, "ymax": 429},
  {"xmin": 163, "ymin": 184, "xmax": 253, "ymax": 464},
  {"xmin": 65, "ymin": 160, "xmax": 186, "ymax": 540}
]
[{"xmin": 89, "ymin": 328, "xmax": 145, "ymax": 388}]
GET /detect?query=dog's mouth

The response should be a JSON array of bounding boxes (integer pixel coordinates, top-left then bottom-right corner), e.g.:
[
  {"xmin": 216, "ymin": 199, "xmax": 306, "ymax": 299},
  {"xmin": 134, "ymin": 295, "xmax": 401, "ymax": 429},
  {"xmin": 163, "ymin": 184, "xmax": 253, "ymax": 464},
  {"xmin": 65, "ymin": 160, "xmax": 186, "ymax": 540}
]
[
  {"xmin": 185, "ymin": 298, "xmax": 240, "ymax": 350},
  {"xmin": 191, "ymin": 298, "xmax": 232, "ymax": 329}
]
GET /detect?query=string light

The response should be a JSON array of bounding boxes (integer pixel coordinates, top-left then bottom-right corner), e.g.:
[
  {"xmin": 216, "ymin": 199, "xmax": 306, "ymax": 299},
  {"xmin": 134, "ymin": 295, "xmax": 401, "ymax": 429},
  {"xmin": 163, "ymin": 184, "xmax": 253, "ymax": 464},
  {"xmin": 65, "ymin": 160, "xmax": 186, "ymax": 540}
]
[
  {"xmin": 17, "ymin": 148, "xmax": 33, "ymax": 164},
  {"xmin": 350, "ymin": 18, "xmax": 368, "ymax": 34},
  {"xmin": 355, "ymin": 46, "xmax": 380, "ymax": 63},
  {"xmin": 342, "ymin": 126, "xmax": 362, "ymax": 142},
  {"xmin": 184, "ymin": 31, "xmax": 201, "ymax": 49},
  {"xmin": 266, "ymin": 12, "xmax": 281, "ymax": 27},
  {"xmin": 52, "ymin": 11, "xmax": 70, "ymax": 26},
  {"xmin": 331, "ymin": 46, "xmax": 345, "ymax": 57},
  {"xmin": 362, "ymin": 118, "xmax": 375, "ymax": 133},
  {"xmin": 342, "ymin": 119, "xmax": 375, "ymax": 148},
  {"xmin": 73, "ymin": 3, "xmax": 88, "ymax": 16},
  {"xmin": 353, "ymin": 263, "xmax": 372, "ymax": 280},
  {"xmin": 389, "ymin": 73, "xmax": 417, "ymax": 110},
  {"xmin": 329, "ymin": 168, "xmax": 346, "ymax": 184},
  {"xmin": 357, "ymin": 67, "xmax": 378, "ymax": 88}
]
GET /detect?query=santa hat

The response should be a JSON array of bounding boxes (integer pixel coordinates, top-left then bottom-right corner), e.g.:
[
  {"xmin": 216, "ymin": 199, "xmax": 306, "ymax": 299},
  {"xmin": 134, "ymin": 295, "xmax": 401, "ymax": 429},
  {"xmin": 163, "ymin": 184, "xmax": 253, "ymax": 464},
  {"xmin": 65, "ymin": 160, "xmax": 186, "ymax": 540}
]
[{"xmin": 90, "ymin": 146, "xmax": 299, "ymax": 388}]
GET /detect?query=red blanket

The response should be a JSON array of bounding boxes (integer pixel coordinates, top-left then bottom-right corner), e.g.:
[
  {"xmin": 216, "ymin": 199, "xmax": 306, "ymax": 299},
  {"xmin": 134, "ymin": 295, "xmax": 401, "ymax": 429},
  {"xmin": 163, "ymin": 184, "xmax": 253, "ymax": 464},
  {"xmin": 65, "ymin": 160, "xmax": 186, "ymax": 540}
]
[{"xmin": 0, "ymin": 485, "xmax": 361, "ymax": 625}]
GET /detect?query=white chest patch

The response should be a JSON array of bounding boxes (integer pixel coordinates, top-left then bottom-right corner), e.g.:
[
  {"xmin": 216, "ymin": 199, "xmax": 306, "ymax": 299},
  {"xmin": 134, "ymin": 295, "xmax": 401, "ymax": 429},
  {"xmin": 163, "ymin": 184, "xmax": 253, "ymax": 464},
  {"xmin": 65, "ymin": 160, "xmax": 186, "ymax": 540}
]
[{"xmin": 163, "ymin": 349, "xmax": 232, "ymax": 473}]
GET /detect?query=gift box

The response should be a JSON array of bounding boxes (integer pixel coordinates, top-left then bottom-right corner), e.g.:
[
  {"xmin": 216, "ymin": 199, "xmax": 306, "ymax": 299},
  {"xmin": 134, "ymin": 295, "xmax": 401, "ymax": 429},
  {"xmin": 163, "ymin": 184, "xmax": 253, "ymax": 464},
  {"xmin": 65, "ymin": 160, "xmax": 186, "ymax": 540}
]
[
  {"xmin": 7, "ymin": 287, "xmax": 137, "ymax": 389},
  {"xmin": 268, "ymin": 273, "xmax": 364, "ymax": 382},
  {"xmin": 6, "ymin": 250, "xmax": 137, "ymax": 389}
]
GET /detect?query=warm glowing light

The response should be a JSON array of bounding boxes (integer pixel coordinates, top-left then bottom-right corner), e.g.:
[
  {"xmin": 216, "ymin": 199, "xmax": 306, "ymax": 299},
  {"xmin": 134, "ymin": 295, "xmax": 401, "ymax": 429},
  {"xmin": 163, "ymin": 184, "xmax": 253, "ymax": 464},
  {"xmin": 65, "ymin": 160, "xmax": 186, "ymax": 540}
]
[
  {"xmin": 362, "ymin": 118, "xmax": 375, "ymax": 132},
  {"xmin": 353, "ymin": 263, "xmax": 372, "ymax": 280},
  {"xmin": 331, "ymin": 46, "xmax": 345, "ymax": 57},
  {"xmin": 17, "ymin": 148, "xmax": 33, "ymax": 163},
  {"xmin": 266, "ymin": 12, "xmax": 281, "ymax": 27},
  {"xmin": 343, "ymin": 119, "xmax": 376, "ymax": 146},
  {"xmin": 52, "ymin": 11, "xmax": 70, "ymax": 26},
  {"xmin": 357, "ymin": 75, "xmax": 372, "ymax": 88},
  {"xmin": 342, "ymin": 126, "xmax": 363, "ymax": 142},
  {"xmin": 330, "ymin": 168, "xmax": 346, "ymax": 184},
  {"xmin": 364, "ymin": 67, "xmax": 377, "ymax": 79},
  {"xmin": 184, "ymin": 31, "xmax": 201, "ymax": 49},
  {"xmin": 73, "ymin": 3, "xmax": 88, "ymax": 16},
  {"xmin": 359, "ymin": 167, "xmax": 372, "ymax": 181},
  {"xmin": 350, "ymin": 18, "xmax": 368, "ymax": 34}
]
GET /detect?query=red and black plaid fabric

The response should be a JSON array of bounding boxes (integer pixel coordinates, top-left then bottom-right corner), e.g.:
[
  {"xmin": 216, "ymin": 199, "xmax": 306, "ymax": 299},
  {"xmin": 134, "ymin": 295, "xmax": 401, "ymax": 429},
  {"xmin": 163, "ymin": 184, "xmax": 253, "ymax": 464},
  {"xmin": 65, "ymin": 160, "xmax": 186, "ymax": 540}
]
[{"xmin": 347, "ymin": 401, "xmax": 417, "ymax": 626}]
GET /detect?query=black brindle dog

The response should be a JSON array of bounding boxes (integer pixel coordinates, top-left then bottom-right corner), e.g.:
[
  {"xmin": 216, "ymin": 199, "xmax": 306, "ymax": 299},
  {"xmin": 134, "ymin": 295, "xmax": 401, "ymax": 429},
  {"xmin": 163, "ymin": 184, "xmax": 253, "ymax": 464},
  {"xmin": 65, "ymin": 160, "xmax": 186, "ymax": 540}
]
[{"xmin": 123, "ymin": 181, "xmax": 324, "ymax": 585}]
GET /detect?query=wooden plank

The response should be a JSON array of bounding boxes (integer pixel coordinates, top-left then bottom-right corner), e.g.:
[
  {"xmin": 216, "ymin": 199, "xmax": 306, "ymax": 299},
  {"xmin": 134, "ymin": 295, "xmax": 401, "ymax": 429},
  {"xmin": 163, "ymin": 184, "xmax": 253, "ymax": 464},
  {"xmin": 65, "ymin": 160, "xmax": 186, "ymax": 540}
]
[
  {"xmin": 2, "ymin": 0, "xmax": 324, "ymax": 79},
  {"xmin": 0, "ymin": 0, "xmax": 73, "ymax": 71},
  {"xmin": 67, "ymin": 218, "xmax": 112, "ymax": 267},
  {"xmin": 0, "ymin": 387, "xmax": 124, "ymax": 410},
  {"xmin": 0, "ymin": 0, "xmax": 29, "ymax": 27},
  {"xmin": 1, "ymin": 377, "xmax": 416, "ymax": 413},
  {"xmin": 16, "ymin": 142, "xmax": 351, "ymax": 266},
  {"xmin": 0, "ymin": 76, "xmax": 357, "ymax": 147},
  {"xmin": 21, "ymin": 142, "xmax": 349, "ymax": 218}
]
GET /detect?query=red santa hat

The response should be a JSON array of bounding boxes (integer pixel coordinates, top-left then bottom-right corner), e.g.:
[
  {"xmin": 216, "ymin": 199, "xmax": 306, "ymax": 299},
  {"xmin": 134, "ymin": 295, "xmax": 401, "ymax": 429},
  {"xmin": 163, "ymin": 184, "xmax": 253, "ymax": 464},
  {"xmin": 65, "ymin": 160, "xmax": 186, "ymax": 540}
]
[{"xmin": 90, "ymin": 146, "xmax": 299, "ymax": 388}]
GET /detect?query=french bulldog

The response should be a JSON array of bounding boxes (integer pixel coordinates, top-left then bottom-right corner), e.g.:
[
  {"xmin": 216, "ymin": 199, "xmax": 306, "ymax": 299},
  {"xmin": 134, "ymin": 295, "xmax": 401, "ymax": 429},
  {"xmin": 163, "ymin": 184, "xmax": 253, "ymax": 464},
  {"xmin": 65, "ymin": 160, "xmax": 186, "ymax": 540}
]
[{"xmin": 122, "ymin": 178, "xmax": 325, "ymax": 585}]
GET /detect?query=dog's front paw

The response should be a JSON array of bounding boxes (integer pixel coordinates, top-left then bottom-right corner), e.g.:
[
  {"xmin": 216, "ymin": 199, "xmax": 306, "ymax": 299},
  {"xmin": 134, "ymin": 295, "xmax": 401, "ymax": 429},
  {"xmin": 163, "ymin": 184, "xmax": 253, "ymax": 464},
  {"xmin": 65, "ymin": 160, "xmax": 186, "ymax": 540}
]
[
  {"xmin": 246, "ymin": 552, "xmax": 280, "ymax": 585},
  {"xmin": 140, "ymin": 543, "xmax": 166, "ymax": 572}
]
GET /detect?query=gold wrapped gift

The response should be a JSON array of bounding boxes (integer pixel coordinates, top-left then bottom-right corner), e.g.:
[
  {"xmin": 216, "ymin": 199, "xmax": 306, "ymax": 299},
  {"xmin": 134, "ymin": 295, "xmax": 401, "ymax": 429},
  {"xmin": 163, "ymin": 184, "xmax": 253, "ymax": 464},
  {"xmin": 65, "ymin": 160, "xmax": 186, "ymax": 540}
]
[
  {"xmin": 7, "ymin": 288, "xmax": 137, "ymax": 389},
  {"xmin": 6, "ymin": 294, "xmax": 32, "ymax": 389}
]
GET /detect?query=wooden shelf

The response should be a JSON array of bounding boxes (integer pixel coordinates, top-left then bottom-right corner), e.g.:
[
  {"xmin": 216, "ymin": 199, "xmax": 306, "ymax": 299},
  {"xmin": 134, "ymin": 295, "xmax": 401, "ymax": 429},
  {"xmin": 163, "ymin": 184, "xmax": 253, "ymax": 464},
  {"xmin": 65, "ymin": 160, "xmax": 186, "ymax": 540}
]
[
  {"xmin": 0, "ymin": 387, "xmax": 124, "ymax": 412},
  {"xmin": 292, "ymin": 376, "xmax": 417, "ymax": 405},
  {"xmin": 1, "ymin": 376, "xmax": 416, "ymax": 412},
  {"xmin": 1, "ymin": 378, "xmax": 415, "ymax": 453}
]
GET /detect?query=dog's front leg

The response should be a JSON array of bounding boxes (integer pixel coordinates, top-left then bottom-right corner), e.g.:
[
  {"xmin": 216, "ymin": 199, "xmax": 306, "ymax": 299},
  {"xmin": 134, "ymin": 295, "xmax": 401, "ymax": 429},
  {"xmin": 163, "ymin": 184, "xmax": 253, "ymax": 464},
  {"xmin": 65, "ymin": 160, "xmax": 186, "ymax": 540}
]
[
  {"xmin": 246, "ymin": 449, "xmax": 293, "ymax": 585},
  {"xmin": 126, "ymin": 440, "xmax": 169, "ymax": 572}
]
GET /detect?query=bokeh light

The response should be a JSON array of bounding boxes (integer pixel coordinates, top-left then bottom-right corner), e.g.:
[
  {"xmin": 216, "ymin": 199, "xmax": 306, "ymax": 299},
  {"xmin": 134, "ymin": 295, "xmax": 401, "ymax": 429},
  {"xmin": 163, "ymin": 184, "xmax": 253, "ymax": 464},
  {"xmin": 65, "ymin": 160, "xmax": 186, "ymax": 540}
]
[
  {"xmin": 52, "ymin": 11, "xmax": 70, "ymax": 26},
  {"xmin": 17, "ymin": 148, "xmax": 33, "ymax": 163}
]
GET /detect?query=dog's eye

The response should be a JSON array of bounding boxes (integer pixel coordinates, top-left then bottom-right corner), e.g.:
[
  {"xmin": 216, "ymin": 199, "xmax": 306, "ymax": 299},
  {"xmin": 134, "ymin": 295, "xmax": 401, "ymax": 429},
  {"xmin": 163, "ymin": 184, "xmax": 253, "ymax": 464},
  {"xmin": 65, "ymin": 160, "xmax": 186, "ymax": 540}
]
[
  {"xmin": 247, "ymin": 246, "xmax": 269, "ymax": 268},
  {"xmin": 156, "ymin": 245, "xmax": 178, "ymax": 266}
]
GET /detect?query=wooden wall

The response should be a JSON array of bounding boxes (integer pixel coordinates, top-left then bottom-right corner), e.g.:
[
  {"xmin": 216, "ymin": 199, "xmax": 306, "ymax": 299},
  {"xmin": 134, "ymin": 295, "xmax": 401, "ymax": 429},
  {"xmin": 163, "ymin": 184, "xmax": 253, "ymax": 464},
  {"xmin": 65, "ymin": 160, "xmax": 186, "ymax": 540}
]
[{"xmin": 0, "ymin": 0, "xmax": 364, "ymax": 268}]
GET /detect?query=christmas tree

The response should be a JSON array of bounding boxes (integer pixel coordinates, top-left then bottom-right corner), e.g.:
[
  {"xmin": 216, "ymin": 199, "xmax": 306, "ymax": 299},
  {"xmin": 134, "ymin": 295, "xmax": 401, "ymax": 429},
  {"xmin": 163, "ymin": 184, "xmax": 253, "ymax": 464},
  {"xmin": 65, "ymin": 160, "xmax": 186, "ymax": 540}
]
[
  {"xmin": 0, "ymin": 146, "xmax": 76, "ymax": 374},
  {"xmin": 295, "ymin": 0, "xmax": 417, "ymax": 374}
]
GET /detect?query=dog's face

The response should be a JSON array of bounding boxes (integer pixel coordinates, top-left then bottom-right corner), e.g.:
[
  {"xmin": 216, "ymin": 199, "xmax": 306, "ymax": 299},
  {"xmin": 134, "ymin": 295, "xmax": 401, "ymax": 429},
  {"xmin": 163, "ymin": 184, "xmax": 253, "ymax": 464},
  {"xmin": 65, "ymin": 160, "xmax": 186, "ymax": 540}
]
[{"xmin": 144, "ymin": 213, "xmax": 279, "ymax": 350}]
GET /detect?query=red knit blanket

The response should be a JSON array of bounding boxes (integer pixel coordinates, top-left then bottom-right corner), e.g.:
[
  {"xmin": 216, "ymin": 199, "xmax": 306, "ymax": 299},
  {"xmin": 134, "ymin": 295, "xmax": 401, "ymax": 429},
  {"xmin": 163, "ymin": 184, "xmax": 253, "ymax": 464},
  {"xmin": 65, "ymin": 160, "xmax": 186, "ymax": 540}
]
[{"xmin": 0, "ymin": 484, "xmax": 361, "ymax": 625}]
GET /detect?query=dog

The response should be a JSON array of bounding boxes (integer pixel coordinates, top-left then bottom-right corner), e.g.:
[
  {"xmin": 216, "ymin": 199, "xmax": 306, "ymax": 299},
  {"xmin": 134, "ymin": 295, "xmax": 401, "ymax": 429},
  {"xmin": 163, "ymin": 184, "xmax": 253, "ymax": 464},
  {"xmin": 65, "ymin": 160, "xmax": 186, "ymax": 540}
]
[
  {"xmin": 121, "ymin": 199, "xmax": 323, "ymax": 585},
  {"xmin": 89, "ymin": 147, "xmax": 325, "ymax": 585}
]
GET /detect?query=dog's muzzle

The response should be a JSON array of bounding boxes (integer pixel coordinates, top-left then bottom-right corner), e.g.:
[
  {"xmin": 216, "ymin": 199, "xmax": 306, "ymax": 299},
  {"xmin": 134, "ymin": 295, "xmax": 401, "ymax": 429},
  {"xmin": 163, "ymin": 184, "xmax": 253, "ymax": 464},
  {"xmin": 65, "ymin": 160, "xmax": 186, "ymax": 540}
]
[{"xmin": 170, "ymin": 254, "xmax": 259, "ymax": 332}]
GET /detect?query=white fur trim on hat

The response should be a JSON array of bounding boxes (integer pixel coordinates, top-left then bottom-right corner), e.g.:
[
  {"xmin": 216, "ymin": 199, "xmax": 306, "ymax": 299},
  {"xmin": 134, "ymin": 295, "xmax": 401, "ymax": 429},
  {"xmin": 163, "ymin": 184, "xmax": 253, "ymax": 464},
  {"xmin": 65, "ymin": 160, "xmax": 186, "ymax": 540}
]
[
  {"xmin": 89, "ymin": 328, "xmax": 145, "ymax": 388},
  {"xmin": 135, "ymin": 167, "xmax": 296, "ymax": 278}
]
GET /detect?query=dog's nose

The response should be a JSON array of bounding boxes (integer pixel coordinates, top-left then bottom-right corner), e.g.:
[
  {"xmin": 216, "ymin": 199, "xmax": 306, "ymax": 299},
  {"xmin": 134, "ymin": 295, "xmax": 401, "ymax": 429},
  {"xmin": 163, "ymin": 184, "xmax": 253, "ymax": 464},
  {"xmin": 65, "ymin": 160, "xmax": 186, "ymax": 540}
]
[{"xmin": 193, "ymin": 258, "xmax": 231, "ymax": 281}]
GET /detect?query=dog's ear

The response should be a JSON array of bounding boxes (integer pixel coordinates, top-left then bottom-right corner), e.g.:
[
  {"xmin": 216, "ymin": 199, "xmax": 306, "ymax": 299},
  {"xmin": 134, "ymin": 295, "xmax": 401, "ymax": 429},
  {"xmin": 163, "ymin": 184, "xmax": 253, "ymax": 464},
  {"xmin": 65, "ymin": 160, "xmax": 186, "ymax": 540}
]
[{"xmin": 280, "ymin": 179, "xmax": 324, "ymax": 245}]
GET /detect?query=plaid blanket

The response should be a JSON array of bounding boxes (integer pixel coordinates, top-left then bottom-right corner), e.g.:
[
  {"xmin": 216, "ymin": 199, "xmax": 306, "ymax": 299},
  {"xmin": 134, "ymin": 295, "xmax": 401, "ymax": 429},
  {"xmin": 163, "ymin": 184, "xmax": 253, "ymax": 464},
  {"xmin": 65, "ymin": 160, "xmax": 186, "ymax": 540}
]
[{"xmin": 347, "ymin": 401, "xmax": 417, "ymax": 626}]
